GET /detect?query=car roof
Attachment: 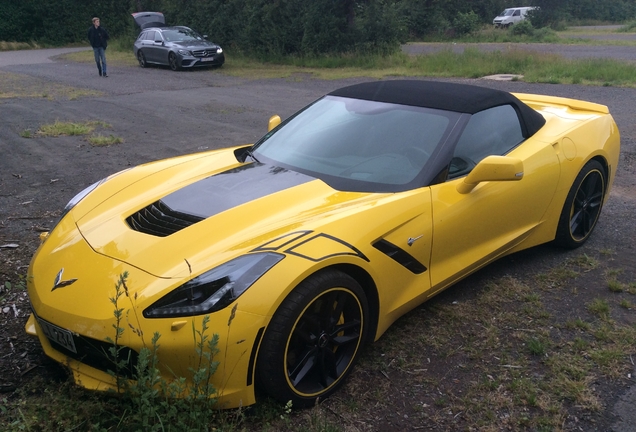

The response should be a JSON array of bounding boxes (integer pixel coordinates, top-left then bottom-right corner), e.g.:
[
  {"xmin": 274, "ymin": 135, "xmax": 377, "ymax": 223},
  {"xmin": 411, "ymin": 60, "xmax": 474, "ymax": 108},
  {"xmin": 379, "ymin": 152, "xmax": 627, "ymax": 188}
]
[{"xmin": 329, "ymin": 80, "xmax": 546, "ymax": 138}]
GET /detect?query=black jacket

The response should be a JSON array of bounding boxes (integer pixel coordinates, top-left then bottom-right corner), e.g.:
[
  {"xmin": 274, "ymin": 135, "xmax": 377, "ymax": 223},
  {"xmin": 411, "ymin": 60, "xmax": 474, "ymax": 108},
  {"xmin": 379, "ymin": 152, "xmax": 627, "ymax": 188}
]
[{"xmin": 87, "ymin": 25, "xmax": 109, "ymax": 49}]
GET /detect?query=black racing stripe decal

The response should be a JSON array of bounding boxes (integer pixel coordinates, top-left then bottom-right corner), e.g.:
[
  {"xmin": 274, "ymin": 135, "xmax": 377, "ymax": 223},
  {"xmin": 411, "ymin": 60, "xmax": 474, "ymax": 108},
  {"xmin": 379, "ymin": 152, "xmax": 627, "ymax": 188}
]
[
  {"xmin": 247, "ymin": 326, "xmax": 265, "ymax": 386},
  {"xmin": 161, "ymin": 163, "xmax": 314, "ymax": 219},
  {"xmin": 285, "ymin": 233, "xmax": 369, "ymax": 262},
  {"xmin": 251, "ymin": 231, "xmax": 313, "ymax": 252},
  {"xmin": 373, "ymin": 239, "xmax": 427, "ymax": 274}
]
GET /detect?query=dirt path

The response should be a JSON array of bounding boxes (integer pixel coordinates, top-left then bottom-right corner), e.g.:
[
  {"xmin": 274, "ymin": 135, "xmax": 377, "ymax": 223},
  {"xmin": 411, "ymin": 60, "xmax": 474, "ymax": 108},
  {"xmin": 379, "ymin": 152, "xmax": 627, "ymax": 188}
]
[{"xmin": 1, "ymin": 45, "xmax": 635, "ymax": 430}]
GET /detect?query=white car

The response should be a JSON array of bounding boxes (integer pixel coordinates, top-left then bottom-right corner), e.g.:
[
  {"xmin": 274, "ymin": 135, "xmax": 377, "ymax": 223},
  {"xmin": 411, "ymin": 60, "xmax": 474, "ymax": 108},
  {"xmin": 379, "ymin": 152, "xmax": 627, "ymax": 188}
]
[{"xmin": 493, "ymin": 7, "xmax": 536, "ymax": 28}]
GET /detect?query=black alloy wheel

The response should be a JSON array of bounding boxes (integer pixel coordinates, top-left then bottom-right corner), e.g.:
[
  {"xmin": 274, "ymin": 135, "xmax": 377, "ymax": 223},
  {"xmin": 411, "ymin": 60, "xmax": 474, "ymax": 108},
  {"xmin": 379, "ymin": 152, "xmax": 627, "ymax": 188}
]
[
  {"xmin": 555, "ymin": 160, "xmax": 606, "ymax": 248},
  {"xmin": 137, "ymin": 51, "xmax": 147, "ymax": 68},
  {"xmin": 168, "ymin": 52, "xmax": 179, "ymax": 71},
  {"xmin": 257, "ymin": 269, "xmax": 369, "ymax": 407}
]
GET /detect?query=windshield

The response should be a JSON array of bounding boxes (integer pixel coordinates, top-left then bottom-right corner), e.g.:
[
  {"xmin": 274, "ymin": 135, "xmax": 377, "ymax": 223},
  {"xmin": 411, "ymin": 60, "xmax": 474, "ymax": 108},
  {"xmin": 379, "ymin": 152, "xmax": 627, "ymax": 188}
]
[
  {"xmin": 500, "ymin": 9, "xmax": 514, "ymax": 16},
  {"xmin": 252, "ymin": 96, "xmax": 460, "ymax": 192},
  {"xmin": 162, "ymin": 28, "xmax": 203, "ymax": 42}
]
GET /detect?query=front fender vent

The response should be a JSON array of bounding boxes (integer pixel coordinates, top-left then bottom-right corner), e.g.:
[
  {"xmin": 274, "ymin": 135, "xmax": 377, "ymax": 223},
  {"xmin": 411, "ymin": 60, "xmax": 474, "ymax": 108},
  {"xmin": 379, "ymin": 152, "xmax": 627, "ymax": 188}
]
[
  {"xmin": 126, "ymin": 200, "xmax": 204, "ymax": 237},
  {"xmin": 373, "ymin": 239, "xmax": 427, "ymax": 274}
]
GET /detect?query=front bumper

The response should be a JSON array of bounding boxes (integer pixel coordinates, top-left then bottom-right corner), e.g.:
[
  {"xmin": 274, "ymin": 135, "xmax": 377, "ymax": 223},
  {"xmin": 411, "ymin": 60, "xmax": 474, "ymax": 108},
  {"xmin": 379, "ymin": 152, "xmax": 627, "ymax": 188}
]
[
  {"xmin": 26, "ymin": 306, "xmax": 266, "ymax": 408},
  {"xmin": 180, "ymin": 53, "xmax": 225, "ymax": 68},
  {"xmin": 25, "ymin": 217, "xmax": 265, "ymax": 408}
]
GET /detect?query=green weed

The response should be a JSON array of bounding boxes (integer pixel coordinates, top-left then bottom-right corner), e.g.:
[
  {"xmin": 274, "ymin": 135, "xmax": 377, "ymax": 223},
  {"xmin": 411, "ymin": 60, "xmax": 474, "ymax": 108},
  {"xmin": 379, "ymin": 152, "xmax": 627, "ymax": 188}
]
[
  {"xmin": 587, "ymin": 299, "xmax": 610, "ymax": 319},
  {"xmin": 87, "ymin": 133, "xmax": 123, "ymax": 146}
]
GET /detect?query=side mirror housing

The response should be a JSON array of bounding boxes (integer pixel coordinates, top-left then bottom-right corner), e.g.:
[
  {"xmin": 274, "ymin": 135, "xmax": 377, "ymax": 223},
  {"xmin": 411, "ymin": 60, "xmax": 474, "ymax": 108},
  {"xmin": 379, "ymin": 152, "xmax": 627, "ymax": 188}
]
[
  {"xmin": 457, "ymin": 155, "xmax": 524, "ymax": 194},
  {"xmin": 268, "ymin": 115, "xmax": 281, "ymax": 132}
]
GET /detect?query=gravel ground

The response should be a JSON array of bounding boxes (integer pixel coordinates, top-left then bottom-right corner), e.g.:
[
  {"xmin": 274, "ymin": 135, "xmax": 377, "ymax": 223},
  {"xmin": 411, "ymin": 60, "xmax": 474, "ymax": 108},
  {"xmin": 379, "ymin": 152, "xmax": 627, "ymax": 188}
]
[{"xmin": 1, "ymin": 40, "xmax": 635, "ymax": 430}]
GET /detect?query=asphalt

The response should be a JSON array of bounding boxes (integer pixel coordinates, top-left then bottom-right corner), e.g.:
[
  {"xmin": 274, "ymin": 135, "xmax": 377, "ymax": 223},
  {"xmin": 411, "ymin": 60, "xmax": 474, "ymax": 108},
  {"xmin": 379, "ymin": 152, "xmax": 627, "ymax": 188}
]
[{"xmin": 0, "ymin": 47, "xmax": 90, "ymax": 67}]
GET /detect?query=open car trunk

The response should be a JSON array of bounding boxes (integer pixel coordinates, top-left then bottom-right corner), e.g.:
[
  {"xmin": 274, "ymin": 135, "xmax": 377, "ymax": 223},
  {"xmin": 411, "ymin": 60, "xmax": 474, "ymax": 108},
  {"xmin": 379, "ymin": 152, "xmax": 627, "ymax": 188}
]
[{"xmin": 132, "ymin": 11, "xmax": 165, "ymax": 30}]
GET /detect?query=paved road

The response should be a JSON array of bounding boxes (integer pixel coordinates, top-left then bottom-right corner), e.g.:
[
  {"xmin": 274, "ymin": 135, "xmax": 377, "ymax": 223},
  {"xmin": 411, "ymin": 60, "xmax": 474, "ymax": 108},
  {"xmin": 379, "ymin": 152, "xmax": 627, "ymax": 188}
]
[{"xmin": 0, "ymin": 47, "xmax": 89, "ymax": 67}]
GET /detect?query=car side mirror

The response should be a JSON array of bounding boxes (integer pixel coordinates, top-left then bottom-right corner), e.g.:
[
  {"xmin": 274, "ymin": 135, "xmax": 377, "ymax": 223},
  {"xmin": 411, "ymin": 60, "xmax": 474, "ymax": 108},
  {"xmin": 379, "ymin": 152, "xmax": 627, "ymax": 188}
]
[
  {"xmin": 268, "ymin": 115, "xmax": 281, "ymax": 132},
  {"xmin": 456, "ymin": 155, "xmax": 524, "ymax": 194}
]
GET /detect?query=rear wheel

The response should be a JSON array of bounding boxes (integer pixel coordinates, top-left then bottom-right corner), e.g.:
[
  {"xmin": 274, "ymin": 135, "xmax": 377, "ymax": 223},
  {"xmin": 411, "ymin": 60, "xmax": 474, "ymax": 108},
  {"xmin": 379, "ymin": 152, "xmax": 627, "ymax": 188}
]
[
  {"xmin": 257, "ymin": 269, "xmax": 369, "ymax": 407},
  {"xmin": 137, "ymin": 51, "xmax": 147, "ymax": 68},
  {"xmin": 554, "ymin": 160, "xmax": 606, "ymax": 248},
  {"xmin": 168, "ymin": 53, "xmax": 179, "ymax": 71}
]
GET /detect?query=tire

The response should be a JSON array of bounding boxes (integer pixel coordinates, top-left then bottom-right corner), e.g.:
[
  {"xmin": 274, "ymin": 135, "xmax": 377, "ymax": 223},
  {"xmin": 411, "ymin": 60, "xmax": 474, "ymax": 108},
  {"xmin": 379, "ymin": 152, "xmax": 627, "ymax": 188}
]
[
  {"xmin": 256, "ymin": 269, "xmax": 369, "ymax": 407},
  {"xmin": 137, "ymin": 51, "xmax": 147, "ymax": 68},
  {"xmin": 168, "ymin": 53, "xmax": 179, "ymax": 71},
  {"xmin": 554, "ymin": 160, "xmax": 606, "ymax": 248}
]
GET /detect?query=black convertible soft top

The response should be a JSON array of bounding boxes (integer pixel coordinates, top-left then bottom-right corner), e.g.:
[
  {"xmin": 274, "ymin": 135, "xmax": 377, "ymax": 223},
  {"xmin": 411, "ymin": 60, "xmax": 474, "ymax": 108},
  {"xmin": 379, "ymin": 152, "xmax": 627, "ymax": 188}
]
[{"xmin": 329, "ymin": 80, "xmax": 546, "ymax": 138}]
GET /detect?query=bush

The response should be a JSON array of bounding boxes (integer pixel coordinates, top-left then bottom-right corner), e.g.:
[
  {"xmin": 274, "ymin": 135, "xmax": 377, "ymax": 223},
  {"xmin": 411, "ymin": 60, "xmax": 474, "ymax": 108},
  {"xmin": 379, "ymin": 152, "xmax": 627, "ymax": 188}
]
[
  {"xmin": 510, "ymin": 20, "xmax": 535, "ymax": 36},
  {"xmin": 453, "ymin": 11, "xmax": 481, "ymax": 36}
]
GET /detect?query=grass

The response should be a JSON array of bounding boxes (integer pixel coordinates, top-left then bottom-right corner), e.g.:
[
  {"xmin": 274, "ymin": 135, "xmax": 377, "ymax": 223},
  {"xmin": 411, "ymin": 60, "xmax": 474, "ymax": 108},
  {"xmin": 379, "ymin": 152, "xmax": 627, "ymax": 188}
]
[
  {"xmin": 20, "ymin": 120, "xmax": 124, "ymax": 146},
  {"xmin": 87, "ymin": 133, "xmax": 124, "ymax": 146},
  {"xmin": 0, "ymin": 70, "xmax": 103, "ymax": 100},
  {"xmin": 0, "ymin": 41, "xmax": 41, "ymax": 51},
  {"xmin": 340, "ymin": 250, "xmax": 636, "ymax": 431},
  {"xmin": 51, "ymin": 21, "xmax": 636, "ymax": 87},
  {"xmin": 204, "ymin": 49, "xmax": 636, "ymax": 87}
]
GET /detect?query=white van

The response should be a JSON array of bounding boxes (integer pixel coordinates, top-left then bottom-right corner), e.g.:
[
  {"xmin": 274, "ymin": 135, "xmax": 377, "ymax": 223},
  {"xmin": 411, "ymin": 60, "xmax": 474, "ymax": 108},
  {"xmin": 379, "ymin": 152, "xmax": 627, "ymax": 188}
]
[{"xmin": 493, "ymin": 7, "xmax": 536, "ymax": 28}]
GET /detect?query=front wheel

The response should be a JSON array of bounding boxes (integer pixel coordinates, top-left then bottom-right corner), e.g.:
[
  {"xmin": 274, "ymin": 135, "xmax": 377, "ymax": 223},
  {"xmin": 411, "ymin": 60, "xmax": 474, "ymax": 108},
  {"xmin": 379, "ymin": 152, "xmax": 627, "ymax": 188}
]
[
  {"xmin": 168, "ymin": 53, "xmax": 179, "ymax": 71},
  {"xmin": 256, "ymin": 269, "xmax": 369, "ymax": 407},
  {"xmin": 137, "ymin": 51, "xmax": 147, "ymax": 68},
  {"xmin": 554, "ymin": 160, "xmax": 606, "ymax": 248}
]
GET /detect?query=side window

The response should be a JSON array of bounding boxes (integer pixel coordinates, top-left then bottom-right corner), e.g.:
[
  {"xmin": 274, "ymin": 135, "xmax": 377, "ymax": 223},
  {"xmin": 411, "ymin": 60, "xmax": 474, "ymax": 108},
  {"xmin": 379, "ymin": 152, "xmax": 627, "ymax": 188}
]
[
  {"xmin": 144, "ymin": 30, "xmax": 155, "ymax": 41},
  {"xmin": 448, "ymin": 105, "xmax": 524, "ymax": 179},
  {"xmin": 513, "ymin": 9, "xmax": 521, "ymax": 16}
]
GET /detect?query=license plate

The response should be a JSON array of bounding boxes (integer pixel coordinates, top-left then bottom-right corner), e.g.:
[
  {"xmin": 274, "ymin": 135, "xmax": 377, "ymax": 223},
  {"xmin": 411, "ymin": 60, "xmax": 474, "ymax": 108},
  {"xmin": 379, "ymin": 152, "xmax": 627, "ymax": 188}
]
[
  {"xmin": 201, "ymin": 57, "xmax": 216, "ymax": 62},
  {"xmin": 37, "ymin": 317, "xmax": 77, "ymax": 353}
]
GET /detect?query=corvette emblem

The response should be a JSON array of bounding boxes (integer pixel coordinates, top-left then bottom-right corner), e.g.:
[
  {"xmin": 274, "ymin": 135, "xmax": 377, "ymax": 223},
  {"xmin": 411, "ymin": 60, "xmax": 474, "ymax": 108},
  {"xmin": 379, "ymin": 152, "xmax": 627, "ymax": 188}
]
[{"xmin": 51, "ymin": 268, "xmax": 78, "ymax": 291}]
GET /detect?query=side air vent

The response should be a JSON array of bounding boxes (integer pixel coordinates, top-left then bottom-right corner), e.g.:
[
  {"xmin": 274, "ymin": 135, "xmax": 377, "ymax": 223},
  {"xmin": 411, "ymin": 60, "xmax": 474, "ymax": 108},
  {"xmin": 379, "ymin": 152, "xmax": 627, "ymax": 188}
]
[
  {"xmin": 126, "ymin": 200, "xmax": 204, "ymax": 237},
  {"xmin": 373, "ymin": 239, "xmax": 427, "ymax": 274}
]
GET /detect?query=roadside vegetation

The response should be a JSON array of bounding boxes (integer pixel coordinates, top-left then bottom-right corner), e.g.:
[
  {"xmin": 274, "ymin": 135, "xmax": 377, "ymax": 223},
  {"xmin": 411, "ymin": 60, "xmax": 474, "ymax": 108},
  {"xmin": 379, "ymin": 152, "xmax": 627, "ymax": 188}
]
[{"xmin": 58, "ymin": 29, "xmax": 636, "ymax": 88}]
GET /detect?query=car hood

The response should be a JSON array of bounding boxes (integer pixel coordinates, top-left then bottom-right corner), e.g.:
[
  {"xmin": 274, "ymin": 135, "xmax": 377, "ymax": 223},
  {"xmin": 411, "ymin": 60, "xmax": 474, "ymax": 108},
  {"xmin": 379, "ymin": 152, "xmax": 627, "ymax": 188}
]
[
  {"xmin": 71, "ymin": 148, "xmax": 381, "ymax": 279},
  {"xmin": 132, "ymin": 11, "xmax": 165, "ymax": 29},
  {"xmin": 167, "ymin": 40, "xmax": 221, "ymax": 50}
]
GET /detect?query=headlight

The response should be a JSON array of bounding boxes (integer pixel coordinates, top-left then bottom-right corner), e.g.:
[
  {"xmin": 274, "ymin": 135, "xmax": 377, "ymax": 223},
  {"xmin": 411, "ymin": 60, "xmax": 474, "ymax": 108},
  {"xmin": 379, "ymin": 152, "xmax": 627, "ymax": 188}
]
[
  {"xmin": 143, "ymin": 253, "xmax": 284, "ymax": 318},
  {"xmin": 217, "ymin": 47, "xmax": 223, "ymax": 54},
  {"xmin": 48, "ymin": 169, "xmax": 131, "ymax": 236},
  {"xmin": 177, "ymin": 49, "xmax": 191, "ymax": 56}
]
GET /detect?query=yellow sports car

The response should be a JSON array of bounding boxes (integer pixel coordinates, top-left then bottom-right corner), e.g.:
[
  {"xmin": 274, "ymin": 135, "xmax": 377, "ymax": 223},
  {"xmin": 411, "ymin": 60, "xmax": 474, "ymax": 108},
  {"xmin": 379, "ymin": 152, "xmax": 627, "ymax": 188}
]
[{"xmin": 25, "ymin": 80, "xmax": 620, "ymax": 408}]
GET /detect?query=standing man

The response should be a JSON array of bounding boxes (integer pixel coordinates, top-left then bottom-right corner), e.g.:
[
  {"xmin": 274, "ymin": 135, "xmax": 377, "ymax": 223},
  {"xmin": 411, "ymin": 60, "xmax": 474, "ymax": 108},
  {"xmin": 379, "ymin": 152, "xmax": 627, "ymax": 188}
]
[{"xmin": 87, "ymin": 17, "xmax": 109, "ymax": 77}]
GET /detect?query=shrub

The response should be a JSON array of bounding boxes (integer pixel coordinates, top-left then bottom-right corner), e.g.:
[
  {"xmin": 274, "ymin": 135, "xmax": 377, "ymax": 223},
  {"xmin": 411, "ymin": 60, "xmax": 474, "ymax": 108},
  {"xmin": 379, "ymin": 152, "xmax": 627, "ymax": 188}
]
[
  {"xmin": 510, "ymin": 20, "xmax": 535, "ymax": 36},
  {"xmin": 453, "ymin": 11, "xmax": 481, "ymax": 36}
]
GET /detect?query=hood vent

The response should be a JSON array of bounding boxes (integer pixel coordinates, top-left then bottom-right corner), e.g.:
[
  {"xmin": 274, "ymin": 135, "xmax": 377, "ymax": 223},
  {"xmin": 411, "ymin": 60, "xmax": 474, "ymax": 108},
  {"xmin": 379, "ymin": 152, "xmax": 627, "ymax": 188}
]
[{"xmin": 126, "ymin": 200, "xmax": 204, "ymax": 237}]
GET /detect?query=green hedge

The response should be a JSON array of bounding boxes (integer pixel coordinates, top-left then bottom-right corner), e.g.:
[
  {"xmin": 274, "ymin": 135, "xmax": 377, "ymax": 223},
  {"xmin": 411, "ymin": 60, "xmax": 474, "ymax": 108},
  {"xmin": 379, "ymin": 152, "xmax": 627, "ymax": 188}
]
[{"xmin": 2, "ymin": 0, "xmax": 636, "ymax": 54}]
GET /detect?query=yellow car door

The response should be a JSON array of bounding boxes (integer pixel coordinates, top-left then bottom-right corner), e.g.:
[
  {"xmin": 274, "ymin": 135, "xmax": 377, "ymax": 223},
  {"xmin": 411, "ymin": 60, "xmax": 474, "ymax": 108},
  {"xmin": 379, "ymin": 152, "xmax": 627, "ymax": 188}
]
[{"xmin": 427, "ymin": 104, "xmax": 560, "ymax": 294}]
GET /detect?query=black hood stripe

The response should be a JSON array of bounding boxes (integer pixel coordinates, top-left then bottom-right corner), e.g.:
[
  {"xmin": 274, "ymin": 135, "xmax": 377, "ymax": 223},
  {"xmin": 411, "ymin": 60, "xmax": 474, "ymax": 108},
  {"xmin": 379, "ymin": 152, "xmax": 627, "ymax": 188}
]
[{"xmin": 127, "ymin": 163, "xmax": 315, "ymax": 236}]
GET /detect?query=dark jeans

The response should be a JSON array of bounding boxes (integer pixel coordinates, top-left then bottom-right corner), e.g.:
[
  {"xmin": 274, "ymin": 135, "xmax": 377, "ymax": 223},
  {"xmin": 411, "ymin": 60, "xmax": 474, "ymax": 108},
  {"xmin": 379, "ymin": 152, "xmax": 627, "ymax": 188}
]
[{"xmin": 92, "ymin": 47, "xmax": 107, "ymax": 75}]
